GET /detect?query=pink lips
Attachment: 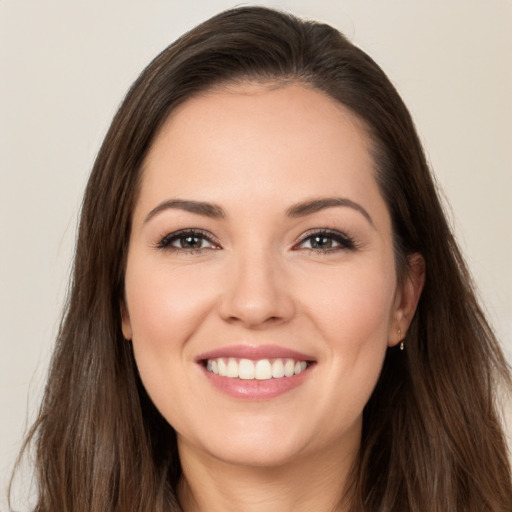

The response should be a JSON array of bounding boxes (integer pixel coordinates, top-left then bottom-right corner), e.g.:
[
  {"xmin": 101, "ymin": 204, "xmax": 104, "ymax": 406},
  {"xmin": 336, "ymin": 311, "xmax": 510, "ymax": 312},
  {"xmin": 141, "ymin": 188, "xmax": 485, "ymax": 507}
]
[
  {"xmin": 196, "ymin": 345, "xmax": 316, "ymax": 400},
  {"xmin": 196, "ymin": 344, "xmax": 315, "ymax": 362}
]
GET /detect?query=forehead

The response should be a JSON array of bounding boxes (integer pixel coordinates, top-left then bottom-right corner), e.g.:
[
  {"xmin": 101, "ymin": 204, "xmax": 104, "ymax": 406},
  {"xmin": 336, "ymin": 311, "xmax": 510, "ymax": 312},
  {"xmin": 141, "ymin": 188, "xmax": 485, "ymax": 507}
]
[{"xmin": 137, "ymin": 82, "xmax": 384, "ymax": 222}]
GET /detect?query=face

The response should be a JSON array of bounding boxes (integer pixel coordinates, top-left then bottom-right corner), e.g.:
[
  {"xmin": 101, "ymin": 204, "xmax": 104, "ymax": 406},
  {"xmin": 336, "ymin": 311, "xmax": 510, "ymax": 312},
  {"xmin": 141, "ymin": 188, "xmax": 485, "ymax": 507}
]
[{"xmin": 122, "ymin": 83, "xmax": 419, "ymax": 469}]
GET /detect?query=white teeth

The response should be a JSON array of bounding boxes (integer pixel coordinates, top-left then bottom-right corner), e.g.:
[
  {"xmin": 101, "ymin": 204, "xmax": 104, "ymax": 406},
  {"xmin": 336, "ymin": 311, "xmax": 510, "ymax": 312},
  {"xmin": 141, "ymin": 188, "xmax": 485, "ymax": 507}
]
[
  {"xmin": 217, "ymin": 357, "xmax": 227, "ymax": 376},
  {"xmin": 226, "ymin": 358, "xmax": 239, "ymax": 378},
  {"xmin": 205, "ymin": 357, "xmax": 309, "ymax": 380},
  {"xmin": 255, "ymin": 359, "xmax": 272, "ymax": 380},
  {"xmin": 271, "ymin": 359, "xmax": 285, "ymax": 378},
  {"xmin": 294, "ymin": 361, "xmax": 308, "ymax": 374},
  {"xmin": 284, "ymin": 359, "xmax": 295, "ymax": 377},
  {"xmin": 239, "ymin": 359, "xmax": 255, "ymax": 380}
]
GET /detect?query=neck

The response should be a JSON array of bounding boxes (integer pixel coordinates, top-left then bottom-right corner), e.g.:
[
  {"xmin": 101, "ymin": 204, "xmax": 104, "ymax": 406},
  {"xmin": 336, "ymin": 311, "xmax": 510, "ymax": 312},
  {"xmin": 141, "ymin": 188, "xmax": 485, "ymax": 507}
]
[{"xmin": 176, "ymin": 436, "xmax": 358, "ymax": 512}]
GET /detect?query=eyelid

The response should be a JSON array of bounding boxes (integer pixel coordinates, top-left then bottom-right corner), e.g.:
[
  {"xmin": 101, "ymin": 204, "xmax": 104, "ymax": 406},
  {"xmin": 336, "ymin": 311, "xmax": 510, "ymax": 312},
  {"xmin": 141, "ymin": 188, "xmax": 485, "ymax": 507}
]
[
  {"xmin": 156, "ymin": 228, "xmax": 221, "ymax": 251},
  {"xmin": 155, "ymin": 227, "xmax": 355, "ymax": 254},
  {"xmin": 293, "ymin": 228, "xmax": 357, "ymax": 252}
]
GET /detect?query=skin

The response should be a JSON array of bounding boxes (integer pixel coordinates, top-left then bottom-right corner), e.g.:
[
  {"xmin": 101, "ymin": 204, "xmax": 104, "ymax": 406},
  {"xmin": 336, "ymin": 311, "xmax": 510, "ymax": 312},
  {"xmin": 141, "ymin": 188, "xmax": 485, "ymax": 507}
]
[{"xmin": 122, "ymin": 83, "xmax": 424, "ymax": 512}]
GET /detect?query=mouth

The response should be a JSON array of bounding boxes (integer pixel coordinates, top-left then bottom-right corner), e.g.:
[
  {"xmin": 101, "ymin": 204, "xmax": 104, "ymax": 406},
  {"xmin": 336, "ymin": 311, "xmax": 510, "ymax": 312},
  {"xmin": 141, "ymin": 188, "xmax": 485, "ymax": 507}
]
[
  {"xmin": 196, "ymin": 345, "xmax": 316, "ymax": 399},
  {"xmin": 203, "ymin": 357, "xmax": 313, "ymax": 380}
]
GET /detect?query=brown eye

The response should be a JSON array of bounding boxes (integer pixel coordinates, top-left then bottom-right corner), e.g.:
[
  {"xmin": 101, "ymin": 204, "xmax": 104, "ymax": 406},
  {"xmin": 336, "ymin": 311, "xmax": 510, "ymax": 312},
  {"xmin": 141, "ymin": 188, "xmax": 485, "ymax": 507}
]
[
  {"xmin": 176, "ymin": 234, "xmax": 208, "ymax": 249},
  {"xmin": 297, "ymin": 230, "xmax": 356, "ymax": 252},
  {"xmin": 157, "ymin": 229, "xmax": 220, "ymax": 252},
  {"xmin": 309, "ymin": 235, "xmax": 335, "ymax": 250}
]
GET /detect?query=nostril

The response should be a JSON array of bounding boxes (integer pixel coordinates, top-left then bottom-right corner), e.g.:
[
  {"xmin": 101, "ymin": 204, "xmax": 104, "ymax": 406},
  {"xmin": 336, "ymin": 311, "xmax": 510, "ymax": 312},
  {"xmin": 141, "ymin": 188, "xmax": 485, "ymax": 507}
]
[{"xmin": 217, "ymin": 277, "xmax": 296, "ymax": 328}]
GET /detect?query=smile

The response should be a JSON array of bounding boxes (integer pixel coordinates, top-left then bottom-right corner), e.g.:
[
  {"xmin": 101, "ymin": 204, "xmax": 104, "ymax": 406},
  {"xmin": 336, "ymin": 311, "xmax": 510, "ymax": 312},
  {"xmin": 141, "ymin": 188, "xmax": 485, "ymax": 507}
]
[
  {"xmin": 197, "ymin": 345, "xmax": 316, "ymax": 399},
  {"xmin": 206, "ymin": 358, "xmax": 309, "ymax": 380}
]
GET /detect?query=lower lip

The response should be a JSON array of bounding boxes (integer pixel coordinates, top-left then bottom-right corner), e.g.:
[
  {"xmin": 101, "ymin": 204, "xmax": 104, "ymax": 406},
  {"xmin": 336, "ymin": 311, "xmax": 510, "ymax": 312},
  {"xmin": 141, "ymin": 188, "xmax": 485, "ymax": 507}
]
[{"xmin": 201, "ymin": 364, "xmax": 313, "ymax": 400}]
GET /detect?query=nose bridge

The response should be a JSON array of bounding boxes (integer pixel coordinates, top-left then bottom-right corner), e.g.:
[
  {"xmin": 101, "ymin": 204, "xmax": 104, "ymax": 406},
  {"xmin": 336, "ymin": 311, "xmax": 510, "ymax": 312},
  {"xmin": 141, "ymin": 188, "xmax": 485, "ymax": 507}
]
[{"xmin": 219, "ymin": 238, "xmax": 294, "ymax": 327}]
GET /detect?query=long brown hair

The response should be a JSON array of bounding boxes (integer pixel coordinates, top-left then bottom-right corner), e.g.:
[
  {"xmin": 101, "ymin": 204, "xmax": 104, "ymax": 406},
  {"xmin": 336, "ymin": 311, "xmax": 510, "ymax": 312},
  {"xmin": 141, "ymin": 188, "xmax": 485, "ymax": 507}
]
[{"xmin": 11, "ymin": 6, "xmax": 511, "ymax": 511}]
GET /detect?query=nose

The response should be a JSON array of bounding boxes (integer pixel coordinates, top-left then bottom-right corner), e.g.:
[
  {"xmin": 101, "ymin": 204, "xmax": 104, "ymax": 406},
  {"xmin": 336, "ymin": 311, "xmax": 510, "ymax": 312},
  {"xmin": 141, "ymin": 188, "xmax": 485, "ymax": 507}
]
[{"xmin": 218, "ymin": 248, "xmax": 295, "ymax": 329}]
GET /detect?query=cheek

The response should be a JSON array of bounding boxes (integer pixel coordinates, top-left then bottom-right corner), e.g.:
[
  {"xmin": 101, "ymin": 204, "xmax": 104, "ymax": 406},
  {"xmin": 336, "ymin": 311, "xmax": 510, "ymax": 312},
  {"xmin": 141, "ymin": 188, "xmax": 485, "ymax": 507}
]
[
  {"xmin": 125, "ymin": 260, "xmax": 215, "ymax": 349},
  {"xmin": 123, "ymin": 259, "xmax": 218, "ymax": 402},
  {"xmin": 124, "ymin": 260, "xmax": 217, "ymax": 427},
  {"xmin": 301, "ymin": 258, "xmax": 396, "ymax": 341},
  {"xmin": 298, "ymin": 259, "xmax": 395, "ymax": 395}
]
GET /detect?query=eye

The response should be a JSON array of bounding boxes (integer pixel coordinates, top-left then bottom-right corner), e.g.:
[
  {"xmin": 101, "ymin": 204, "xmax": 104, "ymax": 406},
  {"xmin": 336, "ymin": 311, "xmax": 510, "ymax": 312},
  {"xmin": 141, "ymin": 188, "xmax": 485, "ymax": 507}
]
[
  {"xmin": 157, "ymin": 229, "xmax": 220, "ymax": 253},
  {"xmin": 295, "ymin": 229, "xmax": 356, "ymax": 253}
]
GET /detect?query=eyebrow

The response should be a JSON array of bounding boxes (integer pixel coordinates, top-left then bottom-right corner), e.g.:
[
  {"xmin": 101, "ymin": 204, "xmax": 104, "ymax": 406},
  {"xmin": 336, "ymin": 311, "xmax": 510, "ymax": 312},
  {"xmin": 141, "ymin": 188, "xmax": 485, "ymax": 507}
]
[
  {"xmin": 144, "ymin": 199, "xmax": 226, "ymax": 223},
  {"xmin": 144, "ymin": 196, "xmax": 374, "ymax": 227},
  {"xmin": 286, "ymin": 197, "xmax": 374, "ymax": 227}
]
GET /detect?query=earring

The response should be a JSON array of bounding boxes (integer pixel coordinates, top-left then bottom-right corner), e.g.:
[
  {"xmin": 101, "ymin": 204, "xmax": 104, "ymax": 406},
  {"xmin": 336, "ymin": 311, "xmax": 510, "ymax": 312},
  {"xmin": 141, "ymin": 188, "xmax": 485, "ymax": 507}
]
[{"xmin": 398, "ymin": 328, "xmax": 404, "ymax": 351}]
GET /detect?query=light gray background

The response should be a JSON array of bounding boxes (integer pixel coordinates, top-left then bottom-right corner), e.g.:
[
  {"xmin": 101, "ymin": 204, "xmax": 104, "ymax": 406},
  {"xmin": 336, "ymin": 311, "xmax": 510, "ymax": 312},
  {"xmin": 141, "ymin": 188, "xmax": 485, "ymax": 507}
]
[{"xmin": 1, "ymin": 1, "xmax": 511, "ymax": 508}]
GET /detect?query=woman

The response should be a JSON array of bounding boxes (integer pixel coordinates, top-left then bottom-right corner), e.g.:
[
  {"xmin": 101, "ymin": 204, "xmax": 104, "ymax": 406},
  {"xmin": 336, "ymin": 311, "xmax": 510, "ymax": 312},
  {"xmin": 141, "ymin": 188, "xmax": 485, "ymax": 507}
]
[{"xmin": 13, "ymin": 6, "xmax": 511, "ymax": 511}]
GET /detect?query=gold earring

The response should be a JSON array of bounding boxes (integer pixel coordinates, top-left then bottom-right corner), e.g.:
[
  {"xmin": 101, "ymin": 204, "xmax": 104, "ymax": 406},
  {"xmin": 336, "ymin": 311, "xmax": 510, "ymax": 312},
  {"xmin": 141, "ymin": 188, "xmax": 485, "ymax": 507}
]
[{"xmin": 398, "ymin": 328, "xmax": 404, "ymax": 351}]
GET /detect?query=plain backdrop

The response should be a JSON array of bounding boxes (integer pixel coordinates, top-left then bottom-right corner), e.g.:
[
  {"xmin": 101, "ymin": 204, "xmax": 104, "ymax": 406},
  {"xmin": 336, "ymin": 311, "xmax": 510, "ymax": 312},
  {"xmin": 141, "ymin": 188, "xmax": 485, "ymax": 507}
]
[{"xmin": 1, "ymin": 0, "xmax": 511, "ymax": 508}]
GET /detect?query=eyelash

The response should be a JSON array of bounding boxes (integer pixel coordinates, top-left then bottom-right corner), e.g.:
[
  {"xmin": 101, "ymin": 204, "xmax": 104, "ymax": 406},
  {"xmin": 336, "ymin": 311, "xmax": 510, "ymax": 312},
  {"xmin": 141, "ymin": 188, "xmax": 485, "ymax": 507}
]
[
  {"xmin": 156, "ymin": 229, "xmax": 220, "ymax": 254},
  {"xmin": 156, "ymin": 228, "xmax": 357, "ymax": 254},
  {"xmin": 294, "ymin": 229, "xmax": 357, "ymax": 253}
]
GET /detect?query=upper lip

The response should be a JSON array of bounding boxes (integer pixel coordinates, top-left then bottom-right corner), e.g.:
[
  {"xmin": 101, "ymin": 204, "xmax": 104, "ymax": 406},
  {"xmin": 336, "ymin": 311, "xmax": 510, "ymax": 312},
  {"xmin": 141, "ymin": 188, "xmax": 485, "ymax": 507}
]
[{"xmin": 196, "ymin": 344, "xmax": 316, "ymax": 362}]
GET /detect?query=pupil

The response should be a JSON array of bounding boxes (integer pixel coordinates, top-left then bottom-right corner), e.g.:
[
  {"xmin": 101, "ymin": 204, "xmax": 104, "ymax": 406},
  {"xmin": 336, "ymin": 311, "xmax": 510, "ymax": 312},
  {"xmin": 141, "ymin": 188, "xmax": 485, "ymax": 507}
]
[{"xmin": 312, "ymin": 236, "xmax": 332, "ymax": 249}]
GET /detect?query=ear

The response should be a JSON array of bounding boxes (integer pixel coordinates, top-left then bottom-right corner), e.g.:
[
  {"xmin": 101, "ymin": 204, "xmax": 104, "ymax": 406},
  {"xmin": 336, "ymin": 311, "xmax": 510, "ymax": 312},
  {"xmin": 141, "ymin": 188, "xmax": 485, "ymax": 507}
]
[
  {"xmin": 121, "ymin": 300, "xmax": 133, "ymax": 340},
  {"xmin": 388, "ymin": 253, "xmax": 425, "ymax": 347}
]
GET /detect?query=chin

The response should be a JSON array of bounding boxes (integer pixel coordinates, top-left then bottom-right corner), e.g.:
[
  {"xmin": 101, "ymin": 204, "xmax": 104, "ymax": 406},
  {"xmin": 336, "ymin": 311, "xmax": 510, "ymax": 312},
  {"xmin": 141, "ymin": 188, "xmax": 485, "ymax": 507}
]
[
  {"xmin": 205, "ymin": 437, "xmax": 307, "ymax": 468},
  {"xmin": 177, "ymin": 413, "xmax": 344, "ymax": 470}
]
